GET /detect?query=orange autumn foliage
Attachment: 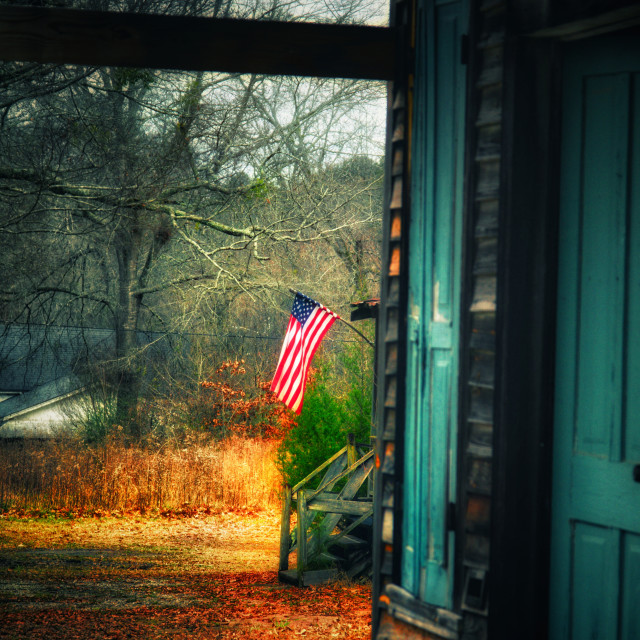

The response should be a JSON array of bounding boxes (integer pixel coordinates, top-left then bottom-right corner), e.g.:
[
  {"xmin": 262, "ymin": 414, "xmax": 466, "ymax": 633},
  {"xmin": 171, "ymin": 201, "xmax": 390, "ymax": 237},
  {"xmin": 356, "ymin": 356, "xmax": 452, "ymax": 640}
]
[{"xmin": 198, "ymin": 359, "xmax": 296, "ymax": 440}]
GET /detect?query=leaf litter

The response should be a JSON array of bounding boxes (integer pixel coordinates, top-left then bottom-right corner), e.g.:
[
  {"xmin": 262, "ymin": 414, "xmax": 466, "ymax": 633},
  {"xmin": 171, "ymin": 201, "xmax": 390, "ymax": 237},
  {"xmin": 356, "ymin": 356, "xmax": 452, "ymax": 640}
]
[{"xmin": 0, "ymin": 509, "xmax": 371, "ymax": 639}]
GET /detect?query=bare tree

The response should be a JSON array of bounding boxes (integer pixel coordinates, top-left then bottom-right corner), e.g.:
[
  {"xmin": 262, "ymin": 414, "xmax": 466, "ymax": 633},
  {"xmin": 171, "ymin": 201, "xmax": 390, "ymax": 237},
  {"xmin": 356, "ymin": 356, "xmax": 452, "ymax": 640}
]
[{"xmin": 0, "ymin": 0, "xmax": 385, "ymax": 427}]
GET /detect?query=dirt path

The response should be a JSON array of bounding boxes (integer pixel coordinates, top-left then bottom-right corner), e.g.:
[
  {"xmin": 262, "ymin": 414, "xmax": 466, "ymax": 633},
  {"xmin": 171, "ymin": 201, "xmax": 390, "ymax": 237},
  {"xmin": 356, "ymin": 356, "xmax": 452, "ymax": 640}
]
[{"xmin": 0, "ymin": 510, "xmax": 371, "ymax": 639}]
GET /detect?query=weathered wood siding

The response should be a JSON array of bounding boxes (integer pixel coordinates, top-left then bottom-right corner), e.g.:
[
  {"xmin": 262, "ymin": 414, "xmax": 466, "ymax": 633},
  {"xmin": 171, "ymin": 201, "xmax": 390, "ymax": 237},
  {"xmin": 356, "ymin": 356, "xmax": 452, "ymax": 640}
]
[
  {"xmin": 457, "ymin": 1, "xmax": 505, "ymax": 637},
  {"xmin": 371, "ymin": 0, "xmax": 413, "ymax": 631}
]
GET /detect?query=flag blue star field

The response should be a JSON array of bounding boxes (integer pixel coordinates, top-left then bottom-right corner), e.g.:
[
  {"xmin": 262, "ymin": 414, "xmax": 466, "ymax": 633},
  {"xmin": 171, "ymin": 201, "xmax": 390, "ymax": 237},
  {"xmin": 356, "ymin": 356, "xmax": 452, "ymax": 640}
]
[{"xmin": 270, "ymin": 293, "xmax": 339, "ymax": 414}]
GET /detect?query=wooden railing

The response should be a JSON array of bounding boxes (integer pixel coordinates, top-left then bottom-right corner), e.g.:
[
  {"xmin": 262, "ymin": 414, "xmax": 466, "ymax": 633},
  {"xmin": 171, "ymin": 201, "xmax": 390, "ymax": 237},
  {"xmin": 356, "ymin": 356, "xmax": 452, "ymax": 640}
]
[{"xmin": 279, "ymin": 434, "xmax": 374, "ymax": 586}]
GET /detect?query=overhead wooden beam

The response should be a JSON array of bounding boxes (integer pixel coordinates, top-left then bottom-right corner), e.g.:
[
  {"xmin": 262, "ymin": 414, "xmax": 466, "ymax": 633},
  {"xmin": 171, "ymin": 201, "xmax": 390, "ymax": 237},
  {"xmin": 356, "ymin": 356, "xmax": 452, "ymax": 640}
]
[
  {"xmin": 531, "ymin": 5, "xmax": 640, "ymax": 40},
  {"xmin": 0, "ymin": 6, "xmax": 395, "ymax": 80}
]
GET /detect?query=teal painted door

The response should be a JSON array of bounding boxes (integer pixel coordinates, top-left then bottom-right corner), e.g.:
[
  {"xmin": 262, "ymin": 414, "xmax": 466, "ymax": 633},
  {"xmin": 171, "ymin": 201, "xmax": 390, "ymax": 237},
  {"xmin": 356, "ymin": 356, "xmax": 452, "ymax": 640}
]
[
  {"xmin": 550, "ymin": 37, "xmax": 640, "ymax": 640},
  {"xmin": 402, "ymin": 0, "xmax": 466, "ymax": 608}
]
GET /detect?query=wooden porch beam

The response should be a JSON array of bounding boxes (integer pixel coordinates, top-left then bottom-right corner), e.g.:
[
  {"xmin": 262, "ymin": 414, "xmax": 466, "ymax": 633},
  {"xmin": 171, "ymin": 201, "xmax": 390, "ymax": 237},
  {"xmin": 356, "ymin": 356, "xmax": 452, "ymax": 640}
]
[{"xmin": 0, "ymin": 5, "xmax": 395, "ymax": 80}]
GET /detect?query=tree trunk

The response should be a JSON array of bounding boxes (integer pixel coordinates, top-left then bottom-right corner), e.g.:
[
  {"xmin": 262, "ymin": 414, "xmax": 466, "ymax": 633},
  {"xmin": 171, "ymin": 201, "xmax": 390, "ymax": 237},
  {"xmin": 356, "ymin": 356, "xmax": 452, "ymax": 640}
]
[{"xmin": 114, "ymin": 216, "xmax": 144, "ymax": 437}]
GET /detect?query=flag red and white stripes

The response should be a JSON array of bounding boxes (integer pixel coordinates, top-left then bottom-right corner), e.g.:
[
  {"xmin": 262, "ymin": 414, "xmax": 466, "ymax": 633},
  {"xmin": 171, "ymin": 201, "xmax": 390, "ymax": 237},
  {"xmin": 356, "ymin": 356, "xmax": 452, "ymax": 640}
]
[{"xmin": 270, "ymin": 292, "xmax": 339, "ymax": 414}]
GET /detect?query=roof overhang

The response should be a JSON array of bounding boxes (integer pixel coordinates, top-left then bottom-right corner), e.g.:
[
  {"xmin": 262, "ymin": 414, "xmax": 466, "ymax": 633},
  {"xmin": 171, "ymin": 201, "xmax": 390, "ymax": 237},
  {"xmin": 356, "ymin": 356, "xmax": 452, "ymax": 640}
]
[{"xmin": 0, "ymin": 5, "xmax": 395, "ymax": 80}]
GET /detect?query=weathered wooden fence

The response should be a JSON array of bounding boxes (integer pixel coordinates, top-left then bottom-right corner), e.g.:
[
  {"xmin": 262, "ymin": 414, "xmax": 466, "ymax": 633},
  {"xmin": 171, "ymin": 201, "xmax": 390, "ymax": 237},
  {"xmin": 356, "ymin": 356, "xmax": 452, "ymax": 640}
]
[{"xmin": 279, "ymin": 434, "xmax": 374, "ymax": 586}]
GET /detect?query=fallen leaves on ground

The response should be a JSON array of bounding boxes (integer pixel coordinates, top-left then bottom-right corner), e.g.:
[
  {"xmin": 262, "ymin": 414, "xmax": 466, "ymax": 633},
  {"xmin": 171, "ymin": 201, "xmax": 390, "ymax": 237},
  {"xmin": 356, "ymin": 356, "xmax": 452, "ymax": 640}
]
[{"xmin": 0, "ymin": 510, "xmax": 371, "ymax": 640}]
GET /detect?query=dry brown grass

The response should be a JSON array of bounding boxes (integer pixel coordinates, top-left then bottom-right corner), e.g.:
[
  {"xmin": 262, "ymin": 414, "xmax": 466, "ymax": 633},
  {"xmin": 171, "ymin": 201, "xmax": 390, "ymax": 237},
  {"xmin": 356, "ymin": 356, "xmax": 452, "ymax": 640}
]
[{"xmin": 0, "ymin": 435, "xmax": 282, "ymax": 513}]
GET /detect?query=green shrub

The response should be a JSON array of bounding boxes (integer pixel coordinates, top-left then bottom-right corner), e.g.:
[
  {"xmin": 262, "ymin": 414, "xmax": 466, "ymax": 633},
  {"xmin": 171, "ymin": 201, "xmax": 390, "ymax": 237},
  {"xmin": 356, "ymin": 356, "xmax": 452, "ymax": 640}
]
[
  {"xmin": 72, "ymin": 396, "xmax": 119, "ymax": 445},
  {"xmin": 72, "ymin": 392, "xmax": 161, "ymax": 445},
  {"xmin": 276, "ymin": 334, "xmax": 374, "ymax": 488},
  {"xmin": 340, "ymin": 337, "xmax": 375, "ymax": 440}
]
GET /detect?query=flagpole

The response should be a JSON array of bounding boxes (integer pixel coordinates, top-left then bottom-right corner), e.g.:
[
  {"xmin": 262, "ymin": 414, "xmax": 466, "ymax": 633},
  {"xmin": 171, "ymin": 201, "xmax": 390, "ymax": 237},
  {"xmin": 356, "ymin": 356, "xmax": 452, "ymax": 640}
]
[{"xmin": 288, "ymin": 288, "xmax": 375, "ymax": 348}]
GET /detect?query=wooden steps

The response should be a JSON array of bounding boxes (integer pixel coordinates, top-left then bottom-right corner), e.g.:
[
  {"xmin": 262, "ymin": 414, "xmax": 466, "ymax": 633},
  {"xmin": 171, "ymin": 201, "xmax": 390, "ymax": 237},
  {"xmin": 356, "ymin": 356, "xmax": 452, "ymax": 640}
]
[{"xmin": 278, "ymin": 435, "xmax": 375, "ymax": 586}]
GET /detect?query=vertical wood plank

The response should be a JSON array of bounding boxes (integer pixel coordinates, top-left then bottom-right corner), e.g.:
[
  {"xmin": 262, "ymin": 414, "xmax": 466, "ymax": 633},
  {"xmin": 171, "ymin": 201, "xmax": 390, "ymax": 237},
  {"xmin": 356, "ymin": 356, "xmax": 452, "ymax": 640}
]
[
  {"xmin": 432, "ymin": 3, "xmax": 459, "ymax": 321},
  {"xmin": 347, "ymin": 432, "xmax": 357, "ymax": 467},
  {"xmin": 426, "ymin": 352, "xmax": 451, "ymax": 567},
  {"xmin": 549, "ymin": 41, "xmax": 584, "ymax": 640},
  {"xmin": 297, "ymin": 489, "xmax": 307, "ymax": 584},
  {"xmin": 279, "ymin": 484, "xmax": 292, "ymax": 571}
]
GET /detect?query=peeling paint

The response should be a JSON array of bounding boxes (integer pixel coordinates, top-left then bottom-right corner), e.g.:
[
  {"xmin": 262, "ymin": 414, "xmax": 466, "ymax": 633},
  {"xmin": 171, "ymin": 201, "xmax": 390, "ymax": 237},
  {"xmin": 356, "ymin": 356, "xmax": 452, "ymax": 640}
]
[{"xmin": 433, "ymin": 281, "xmax": 447, "ymax": 322}]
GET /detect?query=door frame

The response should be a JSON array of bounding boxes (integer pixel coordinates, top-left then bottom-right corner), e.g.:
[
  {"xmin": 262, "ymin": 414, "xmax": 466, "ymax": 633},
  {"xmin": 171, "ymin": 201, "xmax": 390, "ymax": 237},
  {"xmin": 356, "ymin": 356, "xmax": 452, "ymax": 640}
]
[
  {"xmin": 489, "ymin": 29, "xmax": 562, "ymax": 640},
  {"xmin": 491, "ymin": 20, "xmax": 640, "ymax": 640}
]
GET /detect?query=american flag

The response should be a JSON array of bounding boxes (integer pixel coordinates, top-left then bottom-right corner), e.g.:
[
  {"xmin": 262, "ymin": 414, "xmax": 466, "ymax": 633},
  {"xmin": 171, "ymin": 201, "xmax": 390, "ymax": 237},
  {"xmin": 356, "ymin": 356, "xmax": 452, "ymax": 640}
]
[{"xmin": 270, "ymin": 292, "xmax": 339, "ymax": 414}]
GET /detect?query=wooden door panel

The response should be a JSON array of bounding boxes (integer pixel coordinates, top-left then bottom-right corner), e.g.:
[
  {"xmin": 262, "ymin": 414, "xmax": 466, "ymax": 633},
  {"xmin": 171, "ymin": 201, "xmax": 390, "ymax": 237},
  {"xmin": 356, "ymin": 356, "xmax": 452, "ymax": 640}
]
[
  {"xmin": 571, "ymin": 527, "xmax": 640, "ymax": 639},
  {"xmin": 550, "ymin": 39, "xmax": 640, "ymax": 640},
  {"xmin": 572, "ymin": 457, "xmax": 640, "ymax": 532},
  {"xmin": 571, "ymin": 523, "xmax": 619, "ymax": 640},
  {"xmin": 625, "ymin": 73, "xmax": 640, "ymax": 464},
  {"xmin": 574, "ymin": 72, "xmax": 628, "ymax": 459},
  {"xmin": 621, "ymin": 532, "xmax": 640, "ymax": 639}
]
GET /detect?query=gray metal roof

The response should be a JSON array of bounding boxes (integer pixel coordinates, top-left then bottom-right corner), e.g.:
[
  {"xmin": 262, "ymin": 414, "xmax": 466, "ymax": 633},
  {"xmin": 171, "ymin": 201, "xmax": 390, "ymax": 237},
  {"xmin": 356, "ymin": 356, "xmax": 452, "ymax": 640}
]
[
  {"xmin": 0, "ymin": 324, "xmax": 176, "ymax": 395},
  {"xmin": 0, "ymin": 325, "xmax": 113, "ymax": 393},
  {"xmin": 0, "ymin": 374, "xmax": 84, "ymax": 419}
]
